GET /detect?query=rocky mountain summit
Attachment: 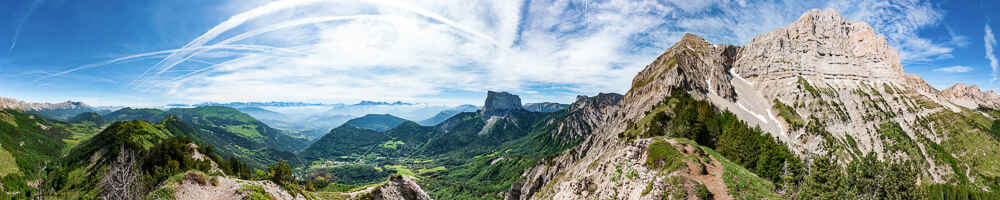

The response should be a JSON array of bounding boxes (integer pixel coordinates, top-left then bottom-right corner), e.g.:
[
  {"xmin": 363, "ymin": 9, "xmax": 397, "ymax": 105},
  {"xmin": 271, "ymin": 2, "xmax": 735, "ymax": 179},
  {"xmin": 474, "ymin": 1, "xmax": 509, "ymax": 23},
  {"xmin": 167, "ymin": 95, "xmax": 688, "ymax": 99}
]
[
  {"xmin": 507, "ymin": 8, "xmax": 1000, "ymax": 199},
  {"xmin": 941, "ymin": 83, "xmax": 1000, "ymax": 109},
  {"xmin": 481, "ymin": 91, "xmax": 525, "ymax": 117},
  {"xmin": 735, "ymin": 9, "xmax": 904, "ymax": 84}
]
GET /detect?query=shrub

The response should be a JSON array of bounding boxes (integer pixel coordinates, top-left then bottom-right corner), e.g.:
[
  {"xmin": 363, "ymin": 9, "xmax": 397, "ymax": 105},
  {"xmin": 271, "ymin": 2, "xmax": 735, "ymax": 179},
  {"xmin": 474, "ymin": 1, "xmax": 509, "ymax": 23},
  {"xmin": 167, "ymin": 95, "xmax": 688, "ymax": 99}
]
[
  {"xmin": 693, "ymin": 183, "xmax": 712, "ymax": 200},
  {"xmin": 269, "ymin": 160, "xmax": 294, "ymax": 185},
  {"xmin": 238, "ymin": 184, "xmax": 273, "ymax": 200},
  {"xmin": 185, "ymin": 172, "xmax": 207, "ymax": 185},
  {"xmin": 646, "ymin": 140, "xmax": 684, "ymax": 171}
]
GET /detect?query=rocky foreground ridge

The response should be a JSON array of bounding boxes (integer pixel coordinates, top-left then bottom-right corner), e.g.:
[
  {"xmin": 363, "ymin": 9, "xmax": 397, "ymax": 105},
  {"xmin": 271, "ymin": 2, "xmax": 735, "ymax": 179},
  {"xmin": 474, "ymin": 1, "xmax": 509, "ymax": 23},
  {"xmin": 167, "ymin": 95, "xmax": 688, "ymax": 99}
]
[{"xmin": 508, "ymin": 8, "xmax": 1000, "ymax": 200}]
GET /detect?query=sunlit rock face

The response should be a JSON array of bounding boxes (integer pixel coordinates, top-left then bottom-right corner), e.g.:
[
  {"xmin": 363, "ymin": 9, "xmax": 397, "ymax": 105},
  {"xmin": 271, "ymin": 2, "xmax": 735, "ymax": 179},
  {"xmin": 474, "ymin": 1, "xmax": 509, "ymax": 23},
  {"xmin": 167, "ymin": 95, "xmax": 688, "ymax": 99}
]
[
  {"xmin": 507, "ymin": 9, "xmax": 1000, "ymax": 200},
  {"xmin": 734, "ymin": 8, "xmax": 904, "ymax": 85},
  {"xmin": 941, "ymin": 83, "xmax": 1000, "ymax": 109},
  {"xmin": 481, "ymin": 91, "xmax": 524, "ymax": 117}
]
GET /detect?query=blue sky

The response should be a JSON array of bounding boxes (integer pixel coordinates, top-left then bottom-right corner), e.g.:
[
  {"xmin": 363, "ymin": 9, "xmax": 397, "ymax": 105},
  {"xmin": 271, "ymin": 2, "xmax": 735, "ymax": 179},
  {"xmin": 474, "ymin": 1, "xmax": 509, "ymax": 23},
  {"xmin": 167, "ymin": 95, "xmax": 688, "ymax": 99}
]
[{"xmin": 0, "ymin": 0, "xmax": 998, "ymax": 107}]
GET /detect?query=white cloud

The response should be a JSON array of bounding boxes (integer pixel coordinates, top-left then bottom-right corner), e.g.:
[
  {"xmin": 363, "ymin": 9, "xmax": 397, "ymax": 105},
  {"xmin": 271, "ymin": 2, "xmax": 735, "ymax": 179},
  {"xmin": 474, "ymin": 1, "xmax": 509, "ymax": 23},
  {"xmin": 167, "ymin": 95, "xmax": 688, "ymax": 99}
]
[
  {"xmin": 986, "ymin": 24, "xmax": 998, "ymax": 81},
  {"xmin": 49, "ymin": 0, "xmax": 957, "ymax": 105},
  {"xmin": 932, "ymin": 65, "xmax": 973, "ymax": 73},
  {"xmin": 946, "ymin": 26, "xmax": 969, "ymax": 47},
  {"xmin": 827, "ymin": 0, "xmax": 951, "ymax": 64}
]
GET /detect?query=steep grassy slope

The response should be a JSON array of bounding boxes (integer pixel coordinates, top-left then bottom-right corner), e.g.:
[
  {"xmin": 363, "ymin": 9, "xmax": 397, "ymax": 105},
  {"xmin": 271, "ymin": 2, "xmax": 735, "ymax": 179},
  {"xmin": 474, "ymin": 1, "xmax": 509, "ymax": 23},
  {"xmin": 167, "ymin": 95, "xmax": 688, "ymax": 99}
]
[
  {"xmin": 343, "ymin": 114, "xmax": 410, "ymax": 132},
  {"xmin": 418, "ymin": 105, "xmax": 477, "ymax": 126},
  {"xmin": 44, "ymin": 119, "xmax": 232, "ymax": 199},
  {"xmin": 423, "ymin": 109, "xmax": 584, "ymax": 199},
  {"xmin": 98, "ymin": 106, "xmax": 309, "ymax": 167},
  {"xmin": 167, "ymin": 106, "xmax": 309, "ymax": 167},
  {"xmin": 102, "ymin": 107, "xmax": 167, "ymax": 124},
  {"xmin": 0, "ymin": 109, "xmax": 99, "ymax": 199},
  {"xmin": 300, "ymin": 125, "xmax": 391, "ymax": 161}
]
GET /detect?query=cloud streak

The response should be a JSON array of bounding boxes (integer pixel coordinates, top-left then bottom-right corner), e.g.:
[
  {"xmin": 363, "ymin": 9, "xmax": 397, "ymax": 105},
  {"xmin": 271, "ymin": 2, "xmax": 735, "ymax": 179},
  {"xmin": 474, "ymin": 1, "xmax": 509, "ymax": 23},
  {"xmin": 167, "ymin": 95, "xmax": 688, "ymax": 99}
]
[
  {"xmin": 9, "ymin": 0, "xmax": 45, "ymax": 55},
  {"xmin": 932, "ymin": 65, "xmax": 973, "ymax": 73},
  {"xmin": 41, "ymin": 44, "xmax": 304, "ymax": 81},
  {"xmin": 987, "ymin": 23, "xmax": 998, "ymax": 81},
  {"xmin": 47, "ymin": 0, "xmax": 959, "ymax": 105}
]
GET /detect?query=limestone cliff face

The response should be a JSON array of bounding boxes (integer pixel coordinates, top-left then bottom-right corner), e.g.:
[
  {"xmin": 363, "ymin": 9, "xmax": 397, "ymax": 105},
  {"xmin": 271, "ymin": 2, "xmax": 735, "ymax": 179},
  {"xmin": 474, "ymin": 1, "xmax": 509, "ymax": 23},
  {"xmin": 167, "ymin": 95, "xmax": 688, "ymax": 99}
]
[
  {"xmin": 508, "ymin": 9, "xmax": 999, "ymax": 200},
  {"xmin": 507, "ymin": 93, "xmax": 623, "ymax": 200},
  {"xmin": 734, "ymin": 8, "xmax": 903, "ymax": 84},
  {"xmin": 623, "ymin": 33, "xmax": 741, "ymax": 124},
  {"xmin": 481, "ymin": 91, "xmax": 525, "ymax": 117},
  {"xmin": 941, "ymin": 83, "xmax": 1000, "ymax": 109}
]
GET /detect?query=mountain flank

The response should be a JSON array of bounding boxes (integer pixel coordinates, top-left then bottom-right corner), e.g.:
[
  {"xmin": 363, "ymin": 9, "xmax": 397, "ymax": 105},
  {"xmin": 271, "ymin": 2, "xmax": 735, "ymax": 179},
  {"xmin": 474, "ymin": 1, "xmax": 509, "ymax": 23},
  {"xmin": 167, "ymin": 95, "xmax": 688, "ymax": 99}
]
[{"xmin": 507, "ymin": 8, "xmax": 1000, "ymax": 199}]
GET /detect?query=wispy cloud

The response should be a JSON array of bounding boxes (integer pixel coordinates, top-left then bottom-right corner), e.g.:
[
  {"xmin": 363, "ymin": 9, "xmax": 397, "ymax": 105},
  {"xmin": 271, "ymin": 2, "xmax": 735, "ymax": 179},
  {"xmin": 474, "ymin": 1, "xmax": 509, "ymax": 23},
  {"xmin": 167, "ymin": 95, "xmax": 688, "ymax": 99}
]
[
  {"xmin": 46, "ymin": 0, "xmax": 957, "ymax": 105},
  {"xmin": 933, "ymin": 65, "xmax": 973, "ymax": 73},
  {"xmin": 946, "ymin": 26, "xmax": 969, "ymax": 47},
  {"xmin": 987, "ymin": 23, "xmax": 998, "ymax": 81},
  {"xmin": 9, "ymin": 0, "xmax": 45, "ymax": 55},
  {"xmin": 828, "ymin": 0, "xmax": 952, "ymax": 63}
]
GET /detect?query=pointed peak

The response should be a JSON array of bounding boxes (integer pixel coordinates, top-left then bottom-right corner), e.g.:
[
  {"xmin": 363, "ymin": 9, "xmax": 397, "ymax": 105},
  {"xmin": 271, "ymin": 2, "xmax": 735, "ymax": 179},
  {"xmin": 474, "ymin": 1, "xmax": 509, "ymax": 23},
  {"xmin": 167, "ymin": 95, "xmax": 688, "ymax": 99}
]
[
  {"xmin": 680, "ymin": 33, "xmax": 706, "ymax": 42},
  {"xmin": 943, "ymin": 82, "xmax": 980, "ymax": 92}
]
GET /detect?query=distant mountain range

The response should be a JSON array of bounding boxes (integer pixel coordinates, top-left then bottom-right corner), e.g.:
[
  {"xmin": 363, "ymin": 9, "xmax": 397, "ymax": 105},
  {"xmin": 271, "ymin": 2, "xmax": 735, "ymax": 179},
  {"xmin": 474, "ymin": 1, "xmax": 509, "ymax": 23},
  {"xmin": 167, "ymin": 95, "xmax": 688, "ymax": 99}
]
[
  {"xmin": 168, "ymin": 100, "xmax": 415, "ymax": 108},
  {"xmin": 0, "ymin": 97, "xmax": 104, "ymax": 121}
]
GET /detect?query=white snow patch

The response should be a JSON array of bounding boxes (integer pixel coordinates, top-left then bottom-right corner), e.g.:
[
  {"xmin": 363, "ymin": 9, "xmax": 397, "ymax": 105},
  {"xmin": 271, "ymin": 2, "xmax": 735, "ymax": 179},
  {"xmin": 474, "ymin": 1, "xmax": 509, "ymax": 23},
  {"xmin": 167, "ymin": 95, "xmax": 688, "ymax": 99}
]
[
  {"xmin": 729, "ymin": 68, "xmax": 753, "ymax": 86},
  {"xmin": 706, "ymin": 79, "xmax": 712, "ymax": 90},
  {"xmin": 736, "ymin": 102, "xmax": 768, "ymax": 123},
  {"xmin": 767, "ymin": 109, "xmax": 783, "ymax": 131}
]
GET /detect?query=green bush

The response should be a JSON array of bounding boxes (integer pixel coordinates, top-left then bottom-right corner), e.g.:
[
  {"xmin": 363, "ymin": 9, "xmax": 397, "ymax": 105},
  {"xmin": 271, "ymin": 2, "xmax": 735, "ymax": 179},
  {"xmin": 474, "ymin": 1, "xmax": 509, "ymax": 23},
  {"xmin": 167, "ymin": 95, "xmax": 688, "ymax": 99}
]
[
  {"xmin": 238, "ymin": 184, "xmax": 273, "ymax": 200},
  {"xmin": 622, "ymin": 90, "xmax": 804, "ymax": 187},
  {"xmin": 645, "ymin": 140, "xmax": 685, "ymax": 171},
  {"xmin": 693, "ymin": 183, "xmax": 712, "ymax": 200},
  {"xmin": 269, "ymin": 160, "xmax": 294, "ymax": 185},
  {"xmin": 142, "ymin": 136, "xmax": 215, "ymax": 185}
]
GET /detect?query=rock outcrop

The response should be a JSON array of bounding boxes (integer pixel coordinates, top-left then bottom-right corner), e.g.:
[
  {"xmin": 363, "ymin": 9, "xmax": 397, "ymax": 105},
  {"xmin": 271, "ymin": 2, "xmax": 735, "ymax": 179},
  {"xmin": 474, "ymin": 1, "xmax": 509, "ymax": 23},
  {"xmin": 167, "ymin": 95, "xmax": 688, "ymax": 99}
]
[
  {"xmin": 941, "ymin": 83, "xmax": 1000, "ymax": 109},
  {"xmin": 481, "ymin": 91, "xmax": 524, "ymax": 117},
  {"xmin": 734, "ymin": 8, "xmax": 904, "ymax": 84},
  {"xmin": 523, "ymin": 102, "xmax": 569, "ymax": 113},
  {"xmin": 367, "ymin": 175, "xmax": 432, "ymax": 200}
]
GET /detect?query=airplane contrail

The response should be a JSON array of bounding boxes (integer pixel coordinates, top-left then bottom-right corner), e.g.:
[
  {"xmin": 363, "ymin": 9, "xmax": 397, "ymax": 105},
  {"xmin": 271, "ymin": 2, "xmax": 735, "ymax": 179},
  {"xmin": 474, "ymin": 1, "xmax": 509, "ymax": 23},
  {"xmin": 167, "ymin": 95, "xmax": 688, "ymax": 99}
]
[
  {"xmin": 360, "ymin": 0, "xmax": 499, "ymax": 46},
  {"xmin": 147, "ymin": 0, "xmax": 326, "ymax": 77},
  {"xmin": 40, "ymin": 44, "xmax": 303, "ymax": 81},
  {"xmin": 218, "ymin": 15, "xmax": 383, "ymax": 45},
  {"xmin": 149, "ymin": 0, "xmax": 501, "ymax": 78},
  {"xmin": 9, "ymin": 0, "xmax": 45, "ymax": 55}
]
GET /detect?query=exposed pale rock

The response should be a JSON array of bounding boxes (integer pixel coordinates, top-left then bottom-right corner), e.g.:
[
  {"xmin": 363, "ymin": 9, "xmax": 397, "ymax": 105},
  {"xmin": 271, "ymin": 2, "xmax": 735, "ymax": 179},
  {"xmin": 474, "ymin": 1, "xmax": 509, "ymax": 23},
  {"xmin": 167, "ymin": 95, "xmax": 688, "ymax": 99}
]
[
  {"xmin": 734, "ymin": 8, "xmax": 904, "ymax": 84},
  {"xmin": 941, "ymin": 83, "xmax": 1000, "ymax": 109},
  {"xmin": 508, "ymin": 8, "xmax": 986, "ymax": 200},
  {"xmin": 0, "ymin": 97, "xmax": 91, "ymax": 111},
  {"xmin": 368, "ymin": 175, "xmax": 432, "ymax": 200},
  {"xmin": 481, "ymin": 91, "xmax": 524, "ymax": 117}
]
